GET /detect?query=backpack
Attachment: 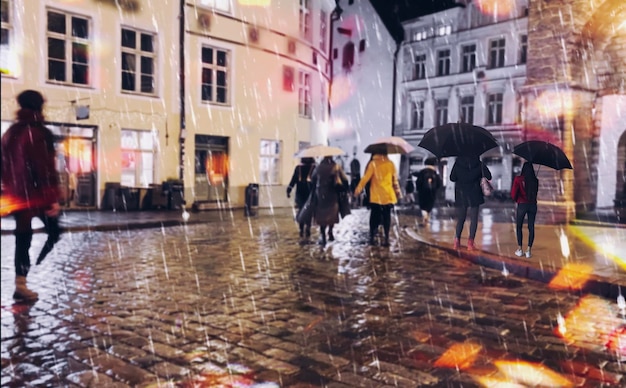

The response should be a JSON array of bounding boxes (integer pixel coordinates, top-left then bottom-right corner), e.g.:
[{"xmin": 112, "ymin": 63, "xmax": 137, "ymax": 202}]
[{"xmin": 420, "ymin": 169, "xmax": 440, "ymax": 192}]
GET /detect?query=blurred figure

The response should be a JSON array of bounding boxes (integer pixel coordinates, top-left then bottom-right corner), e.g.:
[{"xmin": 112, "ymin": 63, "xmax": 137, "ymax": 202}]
[
  {"xmin": 311, "ymin": 156, "xmax": 348, "ymax": 246},
  {"xmin": 286, "ymin": 157, "xmax": 316, "ymax": 237},
  {"xmin": 414, "ymin": 158, "xmax": 442, "ymax": 223},
  {"xmin": 511, "ymin": 162, "xmax": 539, "ymax": 258},
  {"xmin": 449, "ymin": 155, "xmax": 491, "ymax": 251},
  {"xmin": 404, "ymin": 177, "xmax": 415, "ymax": 208},
  {"xmin": 349, "ymin": 153, "xmax": 362, "ymax": 208},
  {"xmin": 354, "ymin": 152, "xmax": 401, "ymax": 247},
  {"xmin": 1, "ymin": 90, "xmax": 62, "ymax": 302}
]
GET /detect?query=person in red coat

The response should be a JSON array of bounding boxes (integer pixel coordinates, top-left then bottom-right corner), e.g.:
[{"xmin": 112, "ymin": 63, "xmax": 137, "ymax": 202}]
[
  {"xmin": 1, "ymin": 90, "xmax": 62, "ymax": 301},
  {"xmin": 511, "ymin": 162, "xmax": 539, "ymax": 258}
]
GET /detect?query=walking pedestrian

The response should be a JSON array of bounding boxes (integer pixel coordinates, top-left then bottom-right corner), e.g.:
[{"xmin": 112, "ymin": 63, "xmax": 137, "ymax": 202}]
[
  {"xmin": 1, "ymin": 90, "xmax": 62, "ymax": 302},
  {"xmin": 449, "ymin": 155, "xmax": 491, "ymax": 250},
  {"xmin": 354, "ymin": 152, "xmax": 401, "ymax": 247},
  {"xmin": 349, "ymin": 153, "xmax": 361, "ymax": 208},
  {"xmin": 414, "ymin": 158, "xmax": 442, "ymax": 222},
  {"xmin": 286, "ymin": 157, "xmax": 316, "ymax": 237},
  {"xmin": 404, "ymin": 177, "xmax": 415, "ymax": 207},
  {"xmin": 511, "ymin": 162, "xmax": 539, "ymax": 258},
  {"xmin": 310, "ymin": 156, "xmax": 348, "ymax": 246}
]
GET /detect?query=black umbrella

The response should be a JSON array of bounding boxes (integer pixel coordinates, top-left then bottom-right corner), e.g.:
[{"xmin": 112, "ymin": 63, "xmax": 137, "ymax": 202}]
[
  {"xmin": 513, "ymin": 140, "xmax": 573, "ymax": 170},
  {"xmin": 418, "ymin": 123, "xmax": 499, "ymax": 158}
]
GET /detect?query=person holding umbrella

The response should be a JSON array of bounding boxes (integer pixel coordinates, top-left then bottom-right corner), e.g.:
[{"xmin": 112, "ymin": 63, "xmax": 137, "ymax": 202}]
[
  {"xmin": 511, "ymin": 162, "xmax": 539, "ymax": 258},
  {"xmin": 354, "ymin": 151, "xmax": 401, "ymax": 247},
  {"xmin": 414, "ymin": 158, "xmax": 442, "ymax": 223},
  {"xmin": 286, "ymin": 157, "xmax": 316, "ymax": 237},
  {"xmin": 310, "ymin": 156, "xmax": 348, "ymax": 246},
  {"xmin": 449, "ymin": 155, "xmax": 492, "ymax": 250}
]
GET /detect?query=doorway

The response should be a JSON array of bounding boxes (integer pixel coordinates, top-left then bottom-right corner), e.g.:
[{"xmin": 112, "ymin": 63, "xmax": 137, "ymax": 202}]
[{"xmin": 194, "ymin": 135, "xmax": 229, "ymax": 203}]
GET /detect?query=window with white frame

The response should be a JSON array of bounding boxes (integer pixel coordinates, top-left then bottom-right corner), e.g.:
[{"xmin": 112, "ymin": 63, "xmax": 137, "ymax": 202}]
[
  {"xmin": 260, "ymin": 140, "xmax": 281, "ymax": 185},
  {"xmin": 437, "ymin": 49, "xmax": 450, "ymax": 76},
  {"xmin": 435, "ymin": 99, "xmax": 448, "ymax": 126},
  {"xmin": 121, "ymin": 27, "xmax": 156, "ymax": 95},
  {"xmin": 1, "ymin": 0, "xmax": 13, "ymax": 75},
  {"xmin": 46, "ymin": 9, "xmax": 90, "ymax": 85},
  {"xmin": 519, "ymin": 34, "xmax": 527, "ymax": 64},
  {"xmin": 410, "ymin": 100, "xmax": 424, "ymax": 129},
  {"xmin": 414, "ymin": 53, "xmax": 426, "ymax": 80},
  {"xmin": 460, "ymin": 96, "xmax": 474, "ymax": 124},
  {"xmin": 121, "ymin": 130, "xmax": 155, "ymax": 188},
  {"xmin": 199, "ymin": 0, "xmax": 230, "ymax": 13},
  {"xmin": 461, "ymin": 44, "xmax": 476, "ymax": 73},
  {"xmin": 201, "ymin": 45, "xmax": 230, "ymax": 104},
  {"xmin": 299, "ymin": 0, "xmax": 311, "ymax": 41},
  {"xmin": 488, "ymin": 38, "xmax": 505, "ymax": 69},
  {"xmin": 298, "ymin": 70, "xmax": 311, "ymax": 118},
  {"xmin": 319, "ymin": 10, "xmax": 327, "ymax": 52},
  {"xmin": 487, "ymin": 93, "xmax": 503, "ymax": 124}
]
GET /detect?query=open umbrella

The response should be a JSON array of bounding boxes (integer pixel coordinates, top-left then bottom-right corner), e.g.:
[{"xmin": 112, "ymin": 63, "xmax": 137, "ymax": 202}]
[
  {"xmin": 418, "ymin": 123, "xmax": 498, "ymax": 158},
  {"xmin": 295, "ymin": 144, "xmax": 345, "ymax": 158},
  {"xmin": 364, "ymin": 136, "xmax": 415, "ymax": 154},
  {"xmin": 513, "ymin": 140, "xmax": 572, "ymax": 170}
]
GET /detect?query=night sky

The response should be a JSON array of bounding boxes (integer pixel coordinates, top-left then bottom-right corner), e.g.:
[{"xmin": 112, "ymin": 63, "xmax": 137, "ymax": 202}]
[{"xmin": 368, "ymin": 0, "xmax": 459, "ymax": 43}]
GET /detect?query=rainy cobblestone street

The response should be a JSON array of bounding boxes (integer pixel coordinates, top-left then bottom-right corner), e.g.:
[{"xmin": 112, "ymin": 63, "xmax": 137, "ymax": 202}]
[{"xmin": 1, "ymin": 209, "xmax": 624, "ymax": 387}]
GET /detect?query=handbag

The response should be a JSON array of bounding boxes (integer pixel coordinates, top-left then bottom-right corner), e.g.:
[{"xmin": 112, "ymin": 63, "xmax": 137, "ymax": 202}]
[
  {"xmin": 480, "ymin": 164, "xmax": 493, "ymax": 197},
  {"xmin": 296, "ymin": 191, "xmax": 316, "ymax": 225},
  {"xmin": 338, "ymin": 191, "xmax": 351, "ymax": 219}
]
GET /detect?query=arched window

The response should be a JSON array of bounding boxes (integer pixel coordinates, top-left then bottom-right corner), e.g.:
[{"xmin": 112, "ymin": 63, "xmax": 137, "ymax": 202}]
[{"xmin": 342, "ymin": 42, "xmax": 355, "ymax": 71}]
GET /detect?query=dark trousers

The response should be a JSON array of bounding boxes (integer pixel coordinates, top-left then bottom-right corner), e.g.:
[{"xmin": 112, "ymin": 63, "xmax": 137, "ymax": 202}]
[
  {"xmin": 516, "ymin": 203, "xmax": 537, "ymax": 247},
  {"xmin": 13, "ymin": 209, "xmax": 61, "ymax": 277},
  {"xmin": 455, "ymin": 206, "xmax": 479, "ymax": 240},
  {"xmin": 369, "ymin": 204, "xmax": 393, "ymax": 239}
]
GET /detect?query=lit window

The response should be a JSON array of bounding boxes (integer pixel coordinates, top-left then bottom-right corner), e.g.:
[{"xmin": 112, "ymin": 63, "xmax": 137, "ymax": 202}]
[
  {"xmin": 1, "ymin": 0, "xmax": 14, "ymax": 76},
  {"xmin": 121, "ymin": 130, "xmax": 155, "ymax": 188},
  {"xmin": 260, "ymin": 140, "xmax": 281, "ymax": 185},
  {"xmin": 199, "ymin": 0, "xmax": 230, "ymax": 13},
  {"xmin": 299, "ymin": 0, "xmax": 311, "ymax": 41},
  {"xmin": 298, "ymin": 70, "xmax": 311, "ymax": 118},
  {"xmin": 121, "ymin": 28, "xmax": 156, "ymax": 95},
  {"xmin": 46, "ymin": 9, "xmax": 91, "ymax": 85},
  {"xmin": 201, "ymin": 45, "xmax": 230, "ymax": 104}
]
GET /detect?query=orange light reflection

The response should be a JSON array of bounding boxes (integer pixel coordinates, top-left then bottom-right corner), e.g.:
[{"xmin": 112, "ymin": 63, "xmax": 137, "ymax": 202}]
[
  {"xmin": 475, "ymin": 0, "xmax": 516, "ymax": 18},
  {"xmin": 493, "ymin": 360, "xmax": 574, "ymax": 387},
  {"xmin": 548, "ymin": 263, "xmax": 593, "ymax": 290},
  {"xmin": 434, "ymin": 341, "xmax": 482, "ymax": 370}
]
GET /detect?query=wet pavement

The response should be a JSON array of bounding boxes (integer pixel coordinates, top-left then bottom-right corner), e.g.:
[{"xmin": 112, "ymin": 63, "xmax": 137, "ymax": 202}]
[{"xmin": 1, "ymin": 208, "xmax": 625, "ymax": 387}]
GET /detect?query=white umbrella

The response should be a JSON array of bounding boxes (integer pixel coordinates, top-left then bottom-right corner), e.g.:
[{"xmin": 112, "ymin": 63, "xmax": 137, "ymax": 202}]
[
  {"xmin": 364, "ymin": 136, "xmax": 415, "ymax": 154},
  {"xmin": 295, "ymin": 144, "xmax": 346, "ymax": 158}
]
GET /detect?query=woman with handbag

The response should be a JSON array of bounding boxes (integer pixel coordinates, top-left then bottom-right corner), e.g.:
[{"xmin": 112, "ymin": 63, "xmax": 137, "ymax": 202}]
[
  {"xmin": 287, "ymin": 157, "xmax": 316, "ymax": 237},
  {"xmin": 354, "ymin": 152, "xmax": 401, "ymax": 247},
  {"xmin": 449, "ymin": 155, "xmax": 492, "ymax": 250},
  {"xmin": 511, "ymin": 162, "xmax": 539, "ymax": 258},
  {"xmin": 310, "ymin": 156, "xmax": 348, "ymax": 246}
]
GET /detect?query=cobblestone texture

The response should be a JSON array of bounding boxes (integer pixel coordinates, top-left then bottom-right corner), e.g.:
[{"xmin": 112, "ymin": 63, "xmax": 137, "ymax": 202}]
[{"xmin": 1, "ymin": 209, "xmax": 623, "ymax": 387}]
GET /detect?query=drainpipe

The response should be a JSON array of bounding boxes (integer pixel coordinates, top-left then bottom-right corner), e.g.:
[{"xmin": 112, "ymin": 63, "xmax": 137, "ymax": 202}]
[
  {"xmin": 391, "ymin": 41, "xmax": 401, "ymax": 136},
  {"xmin": 178, "ymin": 0, "xmax": 186, "ymax": 182}
]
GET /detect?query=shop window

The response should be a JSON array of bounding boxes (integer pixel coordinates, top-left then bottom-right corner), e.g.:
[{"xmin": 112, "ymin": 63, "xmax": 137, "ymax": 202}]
[
  {"xmin": 260, "ymin": 140, "xmax": 281, "ymax": 185},
  {"xmin": 121, "ymin": 130, "xmax": 155, "ymax": 187}
]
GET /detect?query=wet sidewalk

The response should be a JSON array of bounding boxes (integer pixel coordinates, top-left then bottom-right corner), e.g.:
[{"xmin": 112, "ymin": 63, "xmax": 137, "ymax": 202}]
[{"xmin": 2, "ymin": 205, "xmax": 625, "ymax": 297}]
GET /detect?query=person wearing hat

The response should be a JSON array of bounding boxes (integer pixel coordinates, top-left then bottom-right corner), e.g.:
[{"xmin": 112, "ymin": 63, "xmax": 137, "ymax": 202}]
[{"xmin": 1, "ymin": 90, "xmax": 62, "ymax": 302}]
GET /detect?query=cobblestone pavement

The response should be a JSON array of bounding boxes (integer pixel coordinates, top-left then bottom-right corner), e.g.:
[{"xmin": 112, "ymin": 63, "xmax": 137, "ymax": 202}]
[{"xmin": 1, "ymin": 209, "xmax": 624, "ymax": 387}]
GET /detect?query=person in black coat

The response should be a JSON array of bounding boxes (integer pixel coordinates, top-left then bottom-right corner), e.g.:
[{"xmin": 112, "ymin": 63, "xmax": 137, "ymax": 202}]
[
  {"xmin": 449, "ymin": 155, "xmax": 492, "ymax": 250},
  {"xmin": 287, "ymin": 157, "xmax": 316, "ymax": 237}
]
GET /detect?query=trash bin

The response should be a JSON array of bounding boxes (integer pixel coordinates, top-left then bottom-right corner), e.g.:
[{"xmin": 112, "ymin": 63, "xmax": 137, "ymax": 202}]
[
  {"xmin": 120, "ymin": 187, "xmax": 140, "ymax": 211},
  {"xmin": 163, "ymin": 180, "xmax": 184, "ymax": 210},
  {"xmin": 244, "ymin": 183, "xmax": 259, "ymax": 216}
]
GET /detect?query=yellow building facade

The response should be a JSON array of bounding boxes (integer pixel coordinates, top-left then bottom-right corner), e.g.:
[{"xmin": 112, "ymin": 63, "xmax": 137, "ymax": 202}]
[{"xmin": 1, "ymin": 0, "xmax": 334, "ymax": 210}]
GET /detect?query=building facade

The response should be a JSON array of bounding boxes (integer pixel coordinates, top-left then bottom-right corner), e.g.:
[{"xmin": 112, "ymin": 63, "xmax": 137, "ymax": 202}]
[
  {"xmin": 1, "ymin": 0, "xmax": 334, "ymax": 210},
  {"xmin": 397, "ymin": 0, "xmax": 625, "ymax": 222},
  {"xmin": 327, "ymin": 0, "xmax": 398, "ymax": 178},
  {"xmin": 398, "ymin": 0, "xmax": 529, "ymax": 200}
]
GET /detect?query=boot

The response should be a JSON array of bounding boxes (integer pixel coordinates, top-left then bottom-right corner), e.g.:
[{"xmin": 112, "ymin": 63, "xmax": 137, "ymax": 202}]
[
  {"xmin": 328, "ymin": 229, "xmax": 335, "ymax": 242},
  {"xmin": 14, "ymin": 276, "xmax": 38, "ymax": 302},
  {"xmin": 299, "ymin": 225, "xmax": 304, "ymax": 238},
  {"xmin": 382, "ymin": 236, "xmax": 390, "ymax": 247},
  {"xmin": 453, "ymin": 238, "xmax": 461, "ymax": 250},
  {"xmin": 467, "ymin": 239, "xmax": 476, "ymax": 251},
  {"xmin": 305, "ymin": 225, "xmax": 311, "ymax": 237}
]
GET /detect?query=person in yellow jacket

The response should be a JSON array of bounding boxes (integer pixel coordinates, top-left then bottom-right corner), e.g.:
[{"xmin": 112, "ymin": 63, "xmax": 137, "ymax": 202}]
[{"xmin": 354, "ymin": 152, "xmax": 401, "ymax": 247}]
